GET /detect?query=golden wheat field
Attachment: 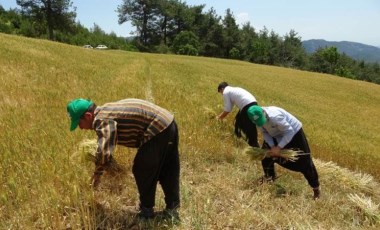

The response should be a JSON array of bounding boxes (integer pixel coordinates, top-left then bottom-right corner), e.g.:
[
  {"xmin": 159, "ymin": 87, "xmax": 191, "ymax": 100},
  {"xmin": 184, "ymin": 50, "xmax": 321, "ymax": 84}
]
[{"xmin": 0, "ymin": 33, "xmax": 380, "ymax": 229}]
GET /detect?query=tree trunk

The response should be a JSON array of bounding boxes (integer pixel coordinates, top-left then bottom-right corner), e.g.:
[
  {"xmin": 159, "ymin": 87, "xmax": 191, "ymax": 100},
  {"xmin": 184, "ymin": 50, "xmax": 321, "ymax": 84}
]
[{"xmin": 45, "ymin": 0, "xmax": 54, "ymax": 40}]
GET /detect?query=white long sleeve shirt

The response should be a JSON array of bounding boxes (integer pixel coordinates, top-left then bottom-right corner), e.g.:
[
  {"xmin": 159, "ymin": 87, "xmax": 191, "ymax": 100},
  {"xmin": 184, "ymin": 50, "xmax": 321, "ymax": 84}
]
[
  {"xmin": 260, "ymin": 106, "xmax": 302, "ymax": 148},
  {"xmin": 223, "ymin": 86, "xmax": 257, "ymax": 112}
]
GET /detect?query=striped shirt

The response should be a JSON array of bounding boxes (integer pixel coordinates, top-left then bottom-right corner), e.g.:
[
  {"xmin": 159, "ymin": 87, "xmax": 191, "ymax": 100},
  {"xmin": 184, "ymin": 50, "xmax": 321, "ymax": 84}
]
[{"xmin": 92, "ymin": 99, "xmax": 174, "ymax": 171}]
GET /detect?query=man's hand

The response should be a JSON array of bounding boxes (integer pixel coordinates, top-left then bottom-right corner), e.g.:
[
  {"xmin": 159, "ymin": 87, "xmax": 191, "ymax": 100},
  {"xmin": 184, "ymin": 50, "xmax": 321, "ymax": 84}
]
[
  {"xmin": 217, "ymin": 111, "xmax": 229, "ymax": 120},
  {"xmin": 268, "ymin": 146, "xmax": 281, "ymax": 158},
  {"xmin": 216, "ymin": 115, "xmax": 226, "ymax": 121}
]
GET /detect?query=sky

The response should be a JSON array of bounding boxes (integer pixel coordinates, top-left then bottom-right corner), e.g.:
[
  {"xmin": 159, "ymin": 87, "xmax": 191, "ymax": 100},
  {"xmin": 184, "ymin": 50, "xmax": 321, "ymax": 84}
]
[{"xmin": 2, "ymin": 0, "xmax": 380, "ymax": 47}]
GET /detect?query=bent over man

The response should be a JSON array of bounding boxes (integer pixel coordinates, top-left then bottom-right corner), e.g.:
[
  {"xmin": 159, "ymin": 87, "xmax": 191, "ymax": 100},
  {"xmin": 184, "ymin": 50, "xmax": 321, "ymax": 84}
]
[
  {"xmin": 67, "ymin": 98, "xmax": 180, "ymax": 219},
  {"xmin": 217, "ymin": 82, "xmax": 260, "ymax": 147},
  {"xmin": 247, "ymin": 105, "xmax": 320, "ymax": 199}
]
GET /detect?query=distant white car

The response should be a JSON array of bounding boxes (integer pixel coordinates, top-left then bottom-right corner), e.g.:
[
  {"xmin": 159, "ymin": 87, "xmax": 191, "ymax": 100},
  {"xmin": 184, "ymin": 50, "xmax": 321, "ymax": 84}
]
[
  {"xmin": 96, "ymin": 45, "xmax": 108, "ymax": 50},
  {"xmin": 83, "ymin": 45, "xmax": 93, "ymax": 49}
]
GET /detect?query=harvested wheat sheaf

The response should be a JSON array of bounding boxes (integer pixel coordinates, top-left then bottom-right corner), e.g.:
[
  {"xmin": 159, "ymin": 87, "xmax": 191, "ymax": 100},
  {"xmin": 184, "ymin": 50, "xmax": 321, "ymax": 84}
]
[
  {"xmin": 78, "ymin": 139, "xmax": 98, "ymax": 162},
  {"xmin": 314, "ymin": 159, "xmax": 379, "ymax": 195},
  {"xmin": 244, "ymin": 146, "xmax": 303, "ymax": 162},
  {"xmin": 69, "ymin": 139, "xmax": 97, "ymax": 163},
  {"xmin": 203, "ymin": 107, "xmax": 218, "ymax": 119},
  {"xmin": 77, "ymin": 139, "xmax": 124, "ymax": 174},
  {"xmin": 348, "ymin": 193, "xmax": 380, "ymax": 223}
]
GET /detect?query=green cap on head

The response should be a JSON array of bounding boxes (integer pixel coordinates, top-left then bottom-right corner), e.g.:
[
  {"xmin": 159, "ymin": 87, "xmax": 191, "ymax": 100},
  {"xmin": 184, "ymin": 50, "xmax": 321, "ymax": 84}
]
[
  {"xmin": 247, "ymin": 105, "xmax": 266, "ymax": 127},
  {"xmin": 67, "ymin": 98, "xmax": 93, "ymax": 131}
]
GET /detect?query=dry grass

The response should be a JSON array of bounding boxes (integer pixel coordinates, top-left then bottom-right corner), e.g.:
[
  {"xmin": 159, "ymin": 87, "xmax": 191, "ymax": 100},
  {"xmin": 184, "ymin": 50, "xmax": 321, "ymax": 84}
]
[
  {"xmin": 1, "ymin": 33, "xmax": 380, "ymax": 229},
  {"xmin": 314, "ymin": 159, "xmax": 379, "ymax": 196},
  {"xmin": 348, "ymin": 193, "xmax": 380, "ymax": 225}
]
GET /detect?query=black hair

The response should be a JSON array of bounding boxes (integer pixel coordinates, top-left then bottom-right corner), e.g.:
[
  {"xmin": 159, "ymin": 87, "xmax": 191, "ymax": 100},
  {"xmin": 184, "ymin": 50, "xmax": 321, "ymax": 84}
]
[
  {"xmin": 217, "ymin": 82, "xmax": 229, "ymax": 92},
  {"xmin": 87, "ymin": 103, "xmax": 97, "ymax": 113},
  {"xmin": 79, "ymin": 102, "xmax": 97, "ymax": 119}
]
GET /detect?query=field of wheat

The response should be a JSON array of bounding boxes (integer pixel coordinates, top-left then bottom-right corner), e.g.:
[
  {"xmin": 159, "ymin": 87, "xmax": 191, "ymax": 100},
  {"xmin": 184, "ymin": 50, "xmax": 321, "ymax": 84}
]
[{"xmin": 1, "ymin": 33, "xmax": 380, "ymax": 229}]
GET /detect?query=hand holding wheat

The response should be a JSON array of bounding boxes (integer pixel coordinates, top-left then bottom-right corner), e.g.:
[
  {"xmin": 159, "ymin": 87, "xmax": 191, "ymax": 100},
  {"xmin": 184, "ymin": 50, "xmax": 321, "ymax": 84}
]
[{"xmin": 244, "ymin": 146, "xmax": 303, "ymax": 162}]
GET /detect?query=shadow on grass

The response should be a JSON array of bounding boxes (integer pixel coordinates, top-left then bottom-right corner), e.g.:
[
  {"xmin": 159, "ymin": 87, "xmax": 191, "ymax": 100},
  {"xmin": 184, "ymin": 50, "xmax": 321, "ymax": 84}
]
[{"xmin": 94, "ymin": 202, "xmax": 180, "ymax": 229}]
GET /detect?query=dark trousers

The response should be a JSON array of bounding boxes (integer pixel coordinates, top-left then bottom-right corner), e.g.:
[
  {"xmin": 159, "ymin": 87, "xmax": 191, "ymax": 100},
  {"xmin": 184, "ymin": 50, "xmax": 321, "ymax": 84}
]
[
  {"xmin": 235, "ymin": 102, "xmax": 259, "ymax": 147},
  {"xmin": 132, "ymin": 121, "xmax": 180, "ymax": 210},
  {"xmin": 261, "ymin": 128, "xmax": 320, "ymax": 188}
]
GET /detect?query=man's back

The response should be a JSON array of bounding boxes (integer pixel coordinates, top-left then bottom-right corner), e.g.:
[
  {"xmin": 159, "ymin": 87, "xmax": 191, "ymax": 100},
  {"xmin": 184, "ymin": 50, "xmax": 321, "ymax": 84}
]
[
  {"xmin": 223, "ymin": 86, "xmax": 257, "ymax": 111},
  {"xmin": 94, "ymin": 99, "xmax": 174, "ymax": 147}
]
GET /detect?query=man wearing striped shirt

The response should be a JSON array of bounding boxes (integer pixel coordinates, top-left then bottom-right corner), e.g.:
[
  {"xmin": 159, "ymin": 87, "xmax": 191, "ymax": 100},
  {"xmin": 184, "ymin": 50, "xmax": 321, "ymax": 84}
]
[{"xmin": 67, "ymin": 98, "xmax": 180, "ymax": 219}]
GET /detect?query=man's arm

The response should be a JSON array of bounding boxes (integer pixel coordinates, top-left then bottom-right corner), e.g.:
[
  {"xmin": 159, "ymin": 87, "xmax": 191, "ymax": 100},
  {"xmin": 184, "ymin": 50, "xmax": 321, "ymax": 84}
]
[
  {"xmin": 217, "ymin": 111, "xmax": 230, "ymax": 120},
  {"xmin": 268, "ymin": 115, "xmax": 297, "ymax": 157},
  {"xmin": 218, "ymin": 92, "xmax": 232, "ymax": 120},
  {"xmin": 92, "ymin": 119, "xmax": 118, "ymax": 188}
]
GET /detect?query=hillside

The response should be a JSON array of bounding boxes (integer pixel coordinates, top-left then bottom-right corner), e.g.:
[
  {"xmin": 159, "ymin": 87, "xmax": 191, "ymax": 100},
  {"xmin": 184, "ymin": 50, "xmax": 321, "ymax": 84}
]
[
  {"xmin": 303, "ymin": 39, "xmax": 380, "ymax": 63},
  {"xmin": 1, "ymin": 33, "xmax": 380, "ymax": 229}
]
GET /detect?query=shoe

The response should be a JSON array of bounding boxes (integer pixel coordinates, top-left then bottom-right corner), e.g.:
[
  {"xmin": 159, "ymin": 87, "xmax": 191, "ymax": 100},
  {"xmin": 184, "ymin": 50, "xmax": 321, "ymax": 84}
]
[
  {"xmin": 313, "ymin": 188, "xmax": 321, "ymax": 200},
  {"xmin": 258, "ymin": 175, "xmax": 276, "ymax": 185},
  {"xmin": 156, "ymin": 208, "xmax": 180, "ymax": 223},
  {"xmin": 123, "ymin": 204, "xmax": 154, "ymax": 219}
]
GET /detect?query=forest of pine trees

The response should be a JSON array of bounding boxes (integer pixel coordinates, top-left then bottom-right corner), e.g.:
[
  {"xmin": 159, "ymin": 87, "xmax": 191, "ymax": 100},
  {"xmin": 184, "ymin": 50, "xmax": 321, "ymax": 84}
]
[{"xmin": 1, "ymin": 0, "xmax": 379, "ymax": 84}]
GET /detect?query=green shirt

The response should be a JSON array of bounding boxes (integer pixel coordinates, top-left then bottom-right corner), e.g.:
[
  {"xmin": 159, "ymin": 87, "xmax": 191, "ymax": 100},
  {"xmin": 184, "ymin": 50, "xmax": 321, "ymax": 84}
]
[{"xmin": 93, "ymin": 98, "xmax": 174, "ymax": 172}]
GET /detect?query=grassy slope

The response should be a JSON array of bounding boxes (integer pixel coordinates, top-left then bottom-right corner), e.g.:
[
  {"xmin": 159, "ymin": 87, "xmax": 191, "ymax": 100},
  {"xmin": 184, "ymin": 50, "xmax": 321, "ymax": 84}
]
[{"xmin": 1, "ymin": 33, "xmax": 380, "ymax": 229}]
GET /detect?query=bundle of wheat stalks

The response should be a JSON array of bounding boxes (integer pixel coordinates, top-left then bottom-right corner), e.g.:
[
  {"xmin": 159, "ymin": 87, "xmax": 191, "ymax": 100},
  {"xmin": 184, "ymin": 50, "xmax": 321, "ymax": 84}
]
[
  {"xmin": 203, "ymin": 107, "xmax": 218, "ymax": 119},
  {"xmin": 244, "ymin": 146, "xmax": 303, "ymax": 162},
  {"xmin": 78, "ymin": 139, "xmax": 98, "ymax": 162},
  {"xmin": 314, "ymin": 159, "xmax": 379, "ymax": 195},
  {"xmin": 348, "ymin": 193, "xmax": 380, "ymax": 223},
  {"xmin": 77, "ymin": 139, "xmax": 124, "ymax": 174}
]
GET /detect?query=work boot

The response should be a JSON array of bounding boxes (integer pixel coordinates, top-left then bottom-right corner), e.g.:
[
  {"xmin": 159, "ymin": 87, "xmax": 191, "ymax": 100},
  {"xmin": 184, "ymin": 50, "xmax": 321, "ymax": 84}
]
[
  {"xmin": 156, "ymin": 208, "xmax": 180, "ymax": 223},
  {"xmin": 164, "ymin": 208, "xmax": 179, "ymax": 220},
  {"xmin": 123, "ymin": 204, "xmax": 154, "ymax": 219},
  {"xmin": 313, "ymin": 187, "xmax": 321, "ymax": 200},
  {"xmin": 257, "ymin": 175, "xmax": 276, "ymax": 185}
]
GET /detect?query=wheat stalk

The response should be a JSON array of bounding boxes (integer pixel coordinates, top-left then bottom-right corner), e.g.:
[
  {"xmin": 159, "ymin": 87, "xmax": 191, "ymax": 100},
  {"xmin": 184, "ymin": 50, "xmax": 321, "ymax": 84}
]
[
  {"xmin": 348, "ymin": 193, "xmax": 380, "ymax": 224},
  {"xmin": 203, "ymin": 107, "xmax": 218, "ymax": 119},
  {"xmin": 70, "ymin": 139, "xmax": 97, "ymax": 163},
  {"xmin": 73, "ymin": 139, "xmax": 124, "ymax": 174},
  {"xmin": 244, "ymin": 146, "xmax": 303, "ymax": 162},
  {"xmin": 78, "ymin": 139, "xmax": 98, "ymax": 162},
  {"xmin": 314, "ymin": 159, "xmax": 379, "ymax": 196}
]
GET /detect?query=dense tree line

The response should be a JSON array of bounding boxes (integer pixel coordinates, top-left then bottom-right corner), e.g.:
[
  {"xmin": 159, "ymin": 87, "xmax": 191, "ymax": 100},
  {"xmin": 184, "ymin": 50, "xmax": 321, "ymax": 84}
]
[
  {"xmin": 1, "ymin": 1, "xmax": 379, "ymax": 84},
  {"xmin": 0, "ymin": 2, "xmax": 136, "ymax": 51}
]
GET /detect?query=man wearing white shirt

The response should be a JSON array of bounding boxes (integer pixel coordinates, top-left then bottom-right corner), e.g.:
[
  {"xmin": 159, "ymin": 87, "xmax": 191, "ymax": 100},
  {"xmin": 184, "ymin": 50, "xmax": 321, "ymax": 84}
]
[
  {"xmin": 247, "ymin": 105, "xmax": 320, "ymax": 199},
  {"xmin": 217, "ymin": 82, "xmax": 259, "ymax": 147}
]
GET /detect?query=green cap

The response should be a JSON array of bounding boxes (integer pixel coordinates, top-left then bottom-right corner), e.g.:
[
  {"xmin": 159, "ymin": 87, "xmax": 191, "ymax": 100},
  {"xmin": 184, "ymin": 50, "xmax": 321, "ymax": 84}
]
[
  {"xmin": 247, "ymin": 105, "xmax": 266, "ymax": 127},
  {"xmin": 67, "ymin": 98, "xmax": 93, "ymax": 131}
]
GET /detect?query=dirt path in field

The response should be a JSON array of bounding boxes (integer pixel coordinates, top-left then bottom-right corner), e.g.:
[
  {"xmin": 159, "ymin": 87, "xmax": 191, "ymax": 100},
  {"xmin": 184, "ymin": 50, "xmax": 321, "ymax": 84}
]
[
  {"xmin": 144, "ymin": 63, "xmax": 155, "ymax": 103},
  {"xmin": 145, "ymin": 77, "xmax": 154, "ymax": 103}
]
